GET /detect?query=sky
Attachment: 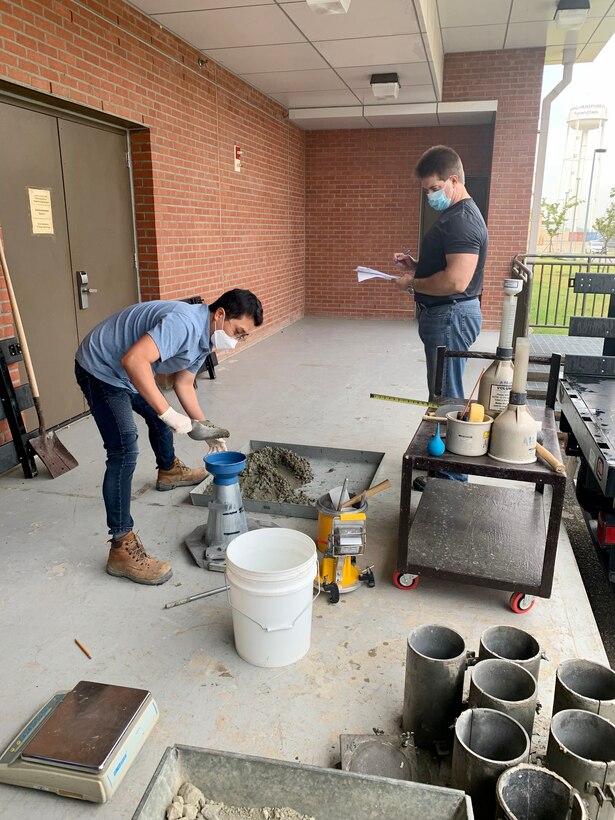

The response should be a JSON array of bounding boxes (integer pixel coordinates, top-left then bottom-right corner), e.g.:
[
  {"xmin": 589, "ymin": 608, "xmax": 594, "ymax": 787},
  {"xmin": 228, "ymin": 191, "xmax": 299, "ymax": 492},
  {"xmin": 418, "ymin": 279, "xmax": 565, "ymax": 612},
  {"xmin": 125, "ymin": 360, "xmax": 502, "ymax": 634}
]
[{"xmin": 541, "ymin": 35, "xmax": 615, "ymax": 229}]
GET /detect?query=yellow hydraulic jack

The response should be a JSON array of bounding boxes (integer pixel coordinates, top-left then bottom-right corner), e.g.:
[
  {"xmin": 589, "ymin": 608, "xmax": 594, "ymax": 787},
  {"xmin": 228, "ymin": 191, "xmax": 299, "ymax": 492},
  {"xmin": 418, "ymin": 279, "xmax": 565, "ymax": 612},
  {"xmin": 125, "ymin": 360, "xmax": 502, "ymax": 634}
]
[{"xmin": 316, "ymin": 493, "xmax": 374, "ymax": 603}]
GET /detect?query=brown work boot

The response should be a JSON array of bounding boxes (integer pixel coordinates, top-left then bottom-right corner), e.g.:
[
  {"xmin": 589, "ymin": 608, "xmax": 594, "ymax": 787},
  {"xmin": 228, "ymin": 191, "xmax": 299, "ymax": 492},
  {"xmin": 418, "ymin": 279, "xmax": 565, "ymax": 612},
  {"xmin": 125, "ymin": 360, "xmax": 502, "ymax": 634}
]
[
  {"xmin": 106, "ymin": 532, "xmax": 172, "ymax": 585},
  {"xmin": 156, "ymin": 457, "xmax": 206, "ymax": 491}
]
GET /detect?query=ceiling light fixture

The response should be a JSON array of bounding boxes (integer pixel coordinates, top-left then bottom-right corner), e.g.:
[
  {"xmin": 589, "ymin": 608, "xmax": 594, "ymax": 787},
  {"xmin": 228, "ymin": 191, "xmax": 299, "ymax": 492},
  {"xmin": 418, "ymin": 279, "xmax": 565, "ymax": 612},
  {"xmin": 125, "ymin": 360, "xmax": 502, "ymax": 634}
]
[
  {"xmin": 306, "ymin": 0, "xmax": 351, "ymax": 14},
  {"xmin": 370, "ymin": 73, "xmax": 401, "ymax": 100},
  {"xmin": 554, "ymin": 0, "xmax": 590, "ymax": 30}
]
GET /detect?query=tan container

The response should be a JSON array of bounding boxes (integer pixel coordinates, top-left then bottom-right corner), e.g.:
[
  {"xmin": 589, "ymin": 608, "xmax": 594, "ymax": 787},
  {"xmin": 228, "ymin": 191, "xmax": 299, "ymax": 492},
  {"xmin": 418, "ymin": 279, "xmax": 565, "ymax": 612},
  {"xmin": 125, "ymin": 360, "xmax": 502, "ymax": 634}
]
[{"xmin": 445, "ymin": 412, "xmax": 493, "ymax": 456}]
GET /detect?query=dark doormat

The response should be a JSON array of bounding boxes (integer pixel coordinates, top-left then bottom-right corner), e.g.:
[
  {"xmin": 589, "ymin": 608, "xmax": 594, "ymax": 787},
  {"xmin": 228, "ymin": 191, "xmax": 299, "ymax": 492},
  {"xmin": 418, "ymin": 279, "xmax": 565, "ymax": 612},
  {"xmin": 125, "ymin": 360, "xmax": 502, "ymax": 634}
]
[{"xmin": 562, "ymin": 463, "xmax": 615, "ymax": 666}]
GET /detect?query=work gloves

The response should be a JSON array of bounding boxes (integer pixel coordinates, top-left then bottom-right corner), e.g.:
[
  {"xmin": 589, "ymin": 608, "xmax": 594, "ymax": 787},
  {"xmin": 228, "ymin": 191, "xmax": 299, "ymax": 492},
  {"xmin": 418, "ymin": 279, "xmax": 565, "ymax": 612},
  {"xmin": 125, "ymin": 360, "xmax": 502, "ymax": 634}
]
[{"xmin": 158, "ymin": 408, "xmax": 229, "ymax": 453}]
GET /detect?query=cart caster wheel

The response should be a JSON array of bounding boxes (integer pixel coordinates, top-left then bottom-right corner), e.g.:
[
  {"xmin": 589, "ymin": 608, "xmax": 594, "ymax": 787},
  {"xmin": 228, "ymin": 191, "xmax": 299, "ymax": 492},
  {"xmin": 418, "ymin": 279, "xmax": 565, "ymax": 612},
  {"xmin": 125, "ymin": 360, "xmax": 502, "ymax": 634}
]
[
  {"xmin": 393, "ymin": 572, "xmax": 419, "ymax": 590},
  {"xmin": 323, "ymin": 582, "xmax": 340, "ymax": 604},
  {"xmin": 359, "ymin": 568, "xmax": 375, "ymax": 588},
  {"xmin": 509, "ymin": 593, "xmax": 535, "ymax": 614}
]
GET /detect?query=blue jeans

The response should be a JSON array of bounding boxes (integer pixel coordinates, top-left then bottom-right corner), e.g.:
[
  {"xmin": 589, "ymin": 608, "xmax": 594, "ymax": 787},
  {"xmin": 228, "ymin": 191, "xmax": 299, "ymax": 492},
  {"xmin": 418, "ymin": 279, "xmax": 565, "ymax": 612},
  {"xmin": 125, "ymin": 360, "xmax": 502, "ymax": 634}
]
[
  {"xmin": 75, "ymin": 361, "xmax": 175, "ymax": 536},
  {"xmin": 418, "ymin": 298, "xmax": 482, "ymax": 481}
]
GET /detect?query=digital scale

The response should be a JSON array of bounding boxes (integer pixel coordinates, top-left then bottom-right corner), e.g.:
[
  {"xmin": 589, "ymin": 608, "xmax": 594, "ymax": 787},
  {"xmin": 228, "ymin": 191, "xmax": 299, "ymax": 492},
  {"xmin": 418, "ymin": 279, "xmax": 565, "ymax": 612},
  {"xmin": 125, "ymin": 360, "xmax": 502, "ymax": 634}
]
[{"xmin": 0, "ymin": 680, "xmax": 159, "ymax": 803}]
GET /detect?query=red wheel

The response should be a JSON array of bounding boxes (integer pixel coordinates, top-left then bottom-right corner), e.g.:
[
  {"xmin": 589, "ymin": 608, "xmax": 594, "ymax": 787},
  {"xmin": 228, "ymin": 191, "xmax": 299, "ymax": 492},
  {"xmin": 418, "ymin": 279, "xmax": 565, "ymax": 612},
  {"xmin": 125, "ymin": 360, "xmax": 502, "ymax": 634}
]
[
  {"xmin": 393, "ymin": 571, "xmax": 419, "ymax": 590},
  {"xmin": 509, "ymin": 593, "xmax": 535, "ymax": 614}
]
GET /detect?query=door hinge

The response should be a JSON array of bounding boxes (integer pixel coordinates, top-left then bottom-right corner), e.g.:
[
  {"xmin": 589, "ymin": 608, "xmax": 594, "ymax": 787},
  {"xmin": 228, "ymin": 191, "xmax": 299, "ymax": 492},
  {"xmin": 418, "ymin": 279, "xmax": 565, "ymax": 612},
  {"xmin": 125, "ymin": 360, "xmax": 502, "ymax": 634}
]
[{"xmin": 125, "ymin": 151, "xmax": 131, "ymax": 169}]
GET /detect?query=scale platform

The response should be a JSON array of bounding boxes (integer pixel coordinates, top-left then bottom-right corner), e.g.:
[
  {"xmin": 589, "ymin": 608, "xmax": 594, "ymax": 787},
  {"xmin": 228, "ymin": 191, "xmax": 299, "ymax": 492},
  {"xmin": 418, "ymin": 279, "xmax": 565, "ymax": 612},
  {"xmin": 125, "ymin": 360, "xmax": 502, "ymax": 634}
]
[{"xmin": 0, "ymin": 680, "xmax": 159, "ymax": 803}]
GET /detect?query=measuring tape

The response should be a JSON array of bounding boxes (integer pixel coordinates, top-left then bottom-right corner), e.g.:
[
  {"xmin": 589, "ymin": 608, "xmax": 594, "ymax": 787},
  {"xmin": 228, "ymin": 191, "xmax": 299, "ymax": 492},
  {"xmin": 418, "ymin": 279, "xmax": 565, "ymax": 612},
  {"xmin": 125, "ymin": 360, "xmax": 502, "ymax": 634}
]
[{"xmin": 370, "ymin": 392, "xmax": 438, "ymax": 409}]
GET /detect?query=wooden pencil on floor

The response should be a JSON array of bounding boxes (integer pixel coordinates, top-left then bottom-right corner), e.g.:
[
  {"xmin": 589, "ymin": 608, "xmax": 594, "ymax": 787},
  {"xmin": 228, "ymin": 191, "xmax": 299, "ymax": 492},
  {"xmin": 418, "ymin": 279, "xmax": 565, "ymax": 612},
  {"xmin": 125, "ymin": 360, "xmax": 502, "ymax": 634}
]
[{"xmin": 74, "ymin": 638, "xmax": 92, "ymax": 659}]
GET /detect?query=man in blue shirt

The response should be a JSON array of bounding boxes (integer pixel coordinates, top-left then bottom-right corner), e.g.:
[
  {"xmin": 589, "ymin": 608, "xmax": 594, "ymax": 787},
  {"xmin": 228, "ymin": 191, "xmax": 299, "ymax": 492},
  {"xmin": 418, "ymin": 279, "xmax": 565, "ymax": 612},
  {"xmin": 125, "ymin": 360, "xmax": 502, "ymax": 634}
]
[
  {"xmin": 75, "ymin": 288, "xmax": 263, "ymax": 585},
  {"xmin": 394, "ymin": 145, "xmax": 487, "ymax": 490}
]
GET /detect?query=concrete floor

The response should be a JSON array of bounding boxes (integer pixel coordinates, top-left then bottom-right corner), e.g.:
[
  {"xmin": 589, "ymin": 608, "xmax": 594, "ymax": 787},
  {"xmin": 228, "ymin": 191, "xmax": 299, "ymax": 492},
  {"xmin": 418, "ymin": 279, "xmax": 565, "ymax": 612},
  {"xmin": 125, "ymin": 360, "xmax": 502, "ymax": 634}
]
[{"xmin": 0, "ymin": 317, "xmax": 609, "ymax": 819}]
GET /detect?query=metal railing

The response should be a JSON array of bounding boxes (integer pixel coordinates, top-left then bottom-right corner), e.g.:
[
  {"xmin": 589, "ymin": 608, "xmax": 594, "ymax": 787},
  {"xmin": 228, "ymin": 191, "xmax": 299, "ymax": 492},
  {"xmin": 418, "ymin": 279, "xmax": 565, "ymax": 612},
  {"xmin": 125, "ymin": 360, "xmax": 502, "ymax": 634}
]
[{"xmin": 512, "ymin": 254, "xmax": 614, "ymax": 338}]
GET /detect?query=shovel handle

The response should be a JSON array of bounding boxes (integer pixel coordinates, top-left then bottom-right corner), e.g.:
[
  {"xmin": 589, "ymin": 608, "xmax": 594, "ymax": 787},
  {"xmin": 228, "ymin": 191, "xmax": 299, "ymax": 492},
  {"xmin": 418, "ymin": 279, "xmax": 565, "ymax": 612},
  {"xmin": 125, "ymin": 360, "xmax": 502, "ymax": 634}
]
[
  {"xmin": 341, "ymin": 479, "xmax": 391, "ymax": 508},
  {"xmin": 536, "ymin": 442, "xmax": 566, "ymax": 474},
  {"xmin": 422, "ymin": 415, "xmax": 448, "ymax": 422}
]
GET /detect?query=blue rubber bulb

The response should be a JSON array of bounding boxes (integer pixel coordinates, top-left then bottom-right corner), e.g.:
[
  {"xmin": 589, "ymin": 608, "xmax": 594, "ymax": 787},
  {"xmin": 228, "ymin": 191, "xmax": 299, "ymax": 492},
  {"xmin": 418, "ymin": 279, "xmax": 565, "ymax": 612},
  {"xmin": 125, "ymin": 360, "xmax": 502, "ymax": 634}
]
[{"xmin": 427, "ymin": 422, "xmax": 446, "ymax": 457}]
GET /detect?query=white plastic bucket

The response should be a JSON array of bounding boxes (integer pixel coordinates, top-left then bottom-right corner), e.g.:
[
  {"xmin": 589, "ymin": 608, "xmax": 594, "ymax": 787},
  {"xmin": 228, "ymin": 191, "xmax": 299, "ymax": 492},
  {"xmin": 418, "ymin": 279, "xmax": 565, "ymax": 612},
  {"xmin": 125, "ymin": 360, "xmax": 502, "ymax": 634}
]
[
  {"xmin": 225, "ymin": 528, "xmax": 318, "ymax": 668},
  {"xmin": 446, "ymin": 411, "xmax": 493, "ymax": 456}
]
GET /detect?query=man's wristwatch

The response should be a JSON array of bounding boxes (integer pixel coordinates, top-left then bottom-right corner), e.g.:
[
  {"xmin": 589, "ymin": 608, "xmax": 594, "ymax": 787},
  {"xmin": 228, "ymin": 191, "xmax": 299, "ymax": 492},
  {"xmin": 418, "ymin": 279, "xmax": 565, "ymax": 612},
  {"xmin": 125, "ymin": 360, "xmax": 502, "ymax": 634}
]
[{"xmin": 406, "ymin": 283, "xmax": 415, "ymax": 295}]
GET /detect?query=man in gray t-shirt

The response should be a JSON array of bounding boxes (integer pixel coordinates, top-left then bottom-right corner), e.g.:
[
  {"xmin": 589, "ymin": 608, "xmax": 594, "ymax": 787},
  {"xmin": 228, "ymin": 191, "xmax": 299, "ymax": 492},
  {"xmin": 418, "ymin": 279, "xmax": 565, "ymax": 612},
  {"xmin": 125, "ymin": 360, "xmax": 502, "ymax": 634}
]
[
  {"xmin": 75, "ymin": 288, "xmax": 263, "ymax": 585},
  {"xmin": 394, "ymin": 145, "xmax": 488, "ymax": 489}
]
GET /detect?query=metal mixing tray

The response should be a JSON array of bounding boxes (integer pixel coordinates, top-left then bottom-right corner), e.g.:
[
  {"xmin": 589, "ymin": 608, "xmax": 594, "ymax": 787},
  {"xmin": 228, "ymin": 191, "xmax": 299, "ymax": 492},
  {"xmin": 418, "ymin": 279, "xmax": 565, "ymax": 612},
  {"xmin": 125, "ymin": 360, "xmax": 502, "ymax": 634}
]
[
  {"xmin": 189, "ymin": 440, "xmax": 386, "ymax": 519},
  {"xmin": 132, "ymin": 745, "xmax": 474, "ymax": 820}
]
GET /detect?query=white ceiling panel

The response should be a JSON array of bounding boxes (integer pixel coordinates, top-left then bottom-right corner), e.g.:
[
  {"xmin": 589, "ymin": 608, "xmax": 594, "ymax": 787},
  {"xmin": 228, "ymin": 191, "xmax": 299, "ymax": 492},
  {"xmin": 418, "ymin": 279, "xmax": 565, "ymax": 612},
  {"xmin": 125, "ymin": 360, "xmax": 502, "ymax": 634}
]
[
  {"xmin": 280, "ymin": 0, "xmax": 419, "ymax": 41},
  {"xmin": 129, "ymin": 0, "xmax": 615, "ymax": 129},
  {"xmin": 207, "ymin": 42, "xmax": 328, "ymax": 73},
  {"xmin": 241, "ymin": 69, "xmax": 346, "ymax": 93},
  {"xmin": 437, "ymin": 0, "xmax": 511, "ymax": 29},
  {"xmin": 314, "ymin": 34, "xmax": 426, "ymax": 67},
  {"xmin": 504, "ymin": 21, "xmax": 550, "ymax": 50},
  {"xmin": 269, "ymin": 88, "xmax": 361, "ymax": 106},
  {"xmin": 442, "ymin": 24, "xmax": 506, "ymax": 52},
  {"xmin": 130, "ymin": 0, "xmax": 273, "ymax": 13},
  {"xmin": 337, "ymin": 61, "xmax": 433, "ymax": 88},
  {"xmin": 546, "ymin": 16, "xmax": 611, "ymax": 47},
  {"xmin": 153, "ymin": 6, "xmax": 304, "ymax": 49}
]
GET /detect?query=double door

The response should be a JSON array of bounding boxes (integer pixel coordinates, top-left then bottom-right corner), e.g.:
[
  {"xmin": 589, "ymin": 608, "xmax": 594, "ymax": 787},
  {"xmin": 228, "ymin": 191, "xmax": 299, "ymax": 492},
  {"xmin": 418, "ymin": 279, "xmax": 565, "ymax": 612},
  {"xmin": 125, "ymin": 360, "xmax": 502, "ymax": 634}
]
[{"xmin": 0, "ymin": 99, "xmax": 139, "ymax": 428}]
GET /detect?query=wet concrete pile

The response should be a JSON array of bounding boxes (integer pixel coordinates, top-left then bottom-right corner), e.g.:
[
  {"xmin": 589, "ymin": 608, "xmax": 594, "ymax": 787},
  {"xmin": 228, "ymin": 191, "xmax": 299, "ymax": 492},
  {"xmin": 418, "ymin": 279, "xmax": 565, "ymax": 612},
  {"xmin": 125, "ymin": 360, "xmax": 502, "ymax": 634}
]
[{"xmin": 239, "ymin": 447, "xmax": 314, "ymax": 505}]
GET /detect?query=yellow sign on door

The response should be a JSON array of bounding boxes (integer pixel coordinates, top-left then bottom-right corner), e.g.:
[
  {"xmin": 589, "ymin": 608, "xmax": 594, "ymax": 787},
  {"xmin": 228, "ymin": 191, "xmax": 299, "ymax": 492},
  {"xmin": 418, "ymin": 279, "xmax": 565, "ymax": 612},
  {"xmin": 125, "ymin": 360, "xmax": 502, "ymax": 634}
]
[{"xmin": 28, "ymin": 187, "xmax": 54, "ymax": 235}]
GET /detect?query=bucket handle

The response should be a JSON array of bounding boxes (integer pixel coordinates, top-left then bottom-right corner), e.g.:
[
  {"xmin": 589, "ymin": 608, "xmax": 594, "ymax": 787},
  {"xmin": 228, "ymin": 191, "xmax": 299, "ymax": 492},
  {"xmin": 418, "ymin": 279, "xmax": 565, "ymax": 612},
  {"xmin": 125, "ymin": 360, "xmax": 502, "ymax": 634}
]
[{"xmin": 225, "ymin": 577, "xmax": 321, "ymax": 632}]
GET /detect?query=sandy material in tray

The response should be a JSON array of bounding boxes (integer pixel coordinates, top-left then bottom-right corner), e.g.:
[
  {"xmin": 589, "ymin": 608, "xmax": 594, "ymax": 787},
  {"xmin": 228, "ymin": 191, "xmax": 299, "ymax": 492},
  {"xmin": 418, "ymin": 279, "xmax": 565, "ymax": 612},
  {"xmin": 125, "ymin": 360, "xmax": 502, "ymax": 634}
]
[
  {"xmin": 239, "ymin": 447, "xmax": 314, "ymax": 505},
  {"xmin": 166, "ymin": 781, "xmax": 316, "ymax": 820}
]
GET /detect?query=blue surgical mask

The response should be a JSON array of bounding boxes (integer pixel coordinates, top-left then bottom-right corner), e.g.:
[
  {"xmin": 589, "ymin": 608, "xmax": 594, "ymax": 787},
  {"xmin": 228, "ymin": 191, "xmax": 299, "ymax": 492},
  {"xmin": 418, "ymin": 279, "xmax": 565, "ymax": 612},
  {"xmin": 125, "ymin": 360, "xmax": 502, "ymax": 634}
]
[{"xmin": 427, "ymin": 187, "xmax": 451, "ymax": 211}]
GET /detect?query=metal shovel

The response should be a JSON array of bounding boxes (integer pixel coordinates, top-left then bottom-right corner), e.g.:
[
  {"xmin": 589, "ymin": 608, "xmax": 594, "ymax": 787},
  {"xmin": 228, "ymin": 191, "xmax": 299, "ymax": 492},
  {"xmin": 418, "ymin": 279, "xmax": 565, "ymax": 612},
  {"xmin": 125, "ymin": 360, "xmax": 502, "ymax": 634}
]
[{"xmin": 0, "ymin": 229, "xmax": 78, "ymax": 477}]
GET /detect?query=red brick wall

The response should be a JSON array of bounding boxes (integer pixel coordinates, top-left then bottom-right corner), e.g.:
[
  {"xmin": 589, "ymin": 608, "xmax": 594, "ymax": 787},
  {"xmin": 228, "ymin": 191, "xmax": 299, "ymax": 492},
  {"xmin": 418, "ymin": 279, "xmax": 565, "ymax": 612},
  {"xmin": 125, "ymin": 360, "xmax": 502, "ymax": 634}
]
[
  {"xmin": 0, "ymin": 0, "xmax": 305, "ymax": 445},
  {"xmin": 306, "ymin": 124, "xmax": 493, "ymax": 320},
  {"xmin": 0, "ymin": 0, "xmax": 305, "ymax": 326},
  {"xmin": 305, "ymin": 48, "xmax": 545, "ymax": 329}
]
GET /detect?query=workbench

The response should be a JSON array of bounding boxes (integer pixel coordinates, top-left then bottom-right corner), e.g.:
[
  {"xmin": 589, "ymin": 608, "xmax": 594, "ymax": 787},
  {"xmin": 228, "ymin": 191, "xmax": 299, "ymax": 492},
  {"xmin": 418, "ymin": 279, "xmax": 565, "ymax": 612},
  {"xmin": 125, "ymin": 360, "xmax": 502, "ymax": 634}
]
[{"xmin": 396, "ymin": 405, "xmax": 566, "ymax": 613}]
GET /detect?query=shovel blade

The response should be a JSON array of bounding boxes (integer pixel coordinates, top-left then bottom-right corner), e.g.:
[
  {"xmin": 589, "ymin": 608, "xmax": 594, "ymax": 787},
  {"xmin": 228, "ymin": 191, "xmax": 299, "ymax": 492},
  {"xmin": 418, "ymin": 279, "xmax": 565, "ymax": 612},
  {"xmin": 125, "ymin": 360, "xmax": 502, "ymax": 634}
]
[{"xmin": 29, "ymin": 430, "xmax": 78, "ymax": 478}]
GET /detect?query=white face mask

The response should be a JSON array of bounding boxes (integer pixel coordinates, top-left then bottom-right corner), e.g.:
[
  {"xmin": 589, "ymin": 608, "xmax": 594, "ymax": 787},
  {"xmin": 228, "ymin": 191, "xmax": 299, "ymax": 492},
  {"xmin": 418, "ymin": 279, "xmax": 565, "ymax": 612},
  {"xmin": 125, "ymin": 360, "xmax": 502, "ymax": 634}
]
[{"xmin": 210, "ymin": 312, "xmax": 238, "ymax": 351}]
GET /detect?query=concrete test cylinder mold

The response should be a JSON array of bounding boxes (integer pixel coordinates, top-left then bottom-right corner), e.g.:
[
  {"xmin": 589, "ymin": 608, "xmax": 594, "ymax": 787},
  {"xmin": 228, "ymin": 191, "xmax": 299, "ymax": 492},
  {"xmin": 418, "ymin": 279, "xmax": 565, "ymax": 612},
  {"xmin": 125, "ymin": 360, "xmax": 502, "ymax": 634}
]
[
  {"xmin": 479, "ymin": 624, "xmax": 543, "ymax": 681},
  {"xmin": 495, "ymin": 763, "xmax": 588, "ymax": 820},
  {"xmin": 402, "ymin": 624, "xmax": 469, "ymax": 748},
  {"xmin": 451, "ymin": 708, "xmax": 530, "ymax": 820},
  {"xmin": 547, "ymin": 708, "xmax": 615, "ymax": 819},
  {"xmin": 553, "ymin": 659, "xmax": 615, "ymax": 723},
  {"xmin": 225, "ymin": 528, "xmax": 318, "ymax": 668},
  {"xmin": 469, "ymin": 658, "xmax": 538, "ymax": 738}
]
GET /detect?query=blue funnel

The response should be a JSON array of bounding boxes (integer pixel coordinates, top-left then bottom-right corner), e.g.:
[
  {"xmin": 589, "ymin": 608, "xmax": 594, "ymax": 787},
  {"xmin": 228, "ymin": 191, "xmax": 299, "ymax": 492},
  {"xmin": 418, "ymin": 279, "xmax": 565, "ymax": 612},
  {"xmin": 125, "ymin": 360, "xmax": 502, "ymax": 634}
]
[{"xmin": 204, "ymin": 451, "xmax": 247, "ymax": 485}]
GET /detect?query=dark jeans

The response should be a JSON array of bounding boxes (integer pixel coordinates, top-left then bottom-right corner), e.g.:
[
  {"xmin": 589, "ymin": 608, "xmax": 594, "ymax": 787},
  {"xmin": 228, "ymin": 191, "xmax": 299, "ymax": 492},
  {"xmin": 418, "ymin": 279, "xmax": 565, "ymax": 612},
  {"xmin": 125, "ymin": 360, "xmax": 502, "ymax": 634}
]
[{"xmin": 75, "ymin": 361, "xmax": 175, "ymax": 536}]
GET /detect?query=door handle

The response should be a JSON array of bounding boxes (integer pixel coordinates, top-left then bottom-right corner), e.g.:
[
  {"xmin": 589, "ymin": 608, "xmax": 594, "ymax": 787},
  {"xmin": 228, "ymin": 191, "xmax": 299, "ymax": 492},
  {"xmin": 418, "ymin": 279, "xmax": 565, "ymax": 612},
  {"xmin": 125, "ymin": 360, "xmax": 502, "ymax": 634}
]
[{"xmin": 76, "ymin": 270, "xmax": 97, "ymax": 309}]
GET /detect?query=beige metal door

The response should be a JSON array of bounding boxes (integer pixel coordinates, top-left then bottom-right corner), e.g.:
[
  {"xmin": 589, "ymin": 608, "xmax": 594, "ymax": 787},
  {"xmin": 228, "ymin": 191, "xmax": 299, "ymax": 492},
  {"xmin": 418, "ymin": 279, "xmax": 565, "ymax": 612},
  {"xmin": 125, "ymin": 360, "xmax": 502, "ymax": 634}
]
[
  {"xmin": 58, "ymin": 119, "xmax": 138, "ymax": 340},
  {"xmin": 0, "ymin": 101, "xmax": 84, "ymax": 427},
  {"xmin": 0, "ymin": 100, "xmax": 139, "ymax": 428}
]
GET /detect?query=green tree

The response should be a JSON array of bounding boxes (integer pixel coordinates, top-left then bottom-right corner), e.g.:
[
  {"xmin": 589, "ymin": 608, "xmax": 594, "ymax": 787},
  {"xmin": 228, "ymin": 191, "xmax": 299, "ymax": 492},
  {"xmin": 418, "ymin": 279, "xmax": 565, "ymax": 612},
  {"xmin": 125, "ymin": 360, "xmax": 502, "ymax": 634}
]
[
  {"xmin": 541, "ymin": 196, "xmax": 583, "ymax": 251},
  {"xmin": 594, "ymin": 187, "xmax": 615, "ymax": 253}
]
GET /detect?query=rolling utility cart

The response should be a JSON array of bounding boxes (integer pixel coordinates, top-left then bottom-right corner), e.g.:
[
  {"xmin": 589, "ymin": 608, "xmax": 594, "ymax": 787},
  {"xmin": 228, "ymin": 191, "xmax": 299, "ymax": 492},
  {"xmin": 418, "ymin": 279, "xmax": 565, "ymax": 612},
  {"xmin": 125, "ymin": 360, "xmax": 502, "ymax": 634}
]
[
  {"xmin": 558, "ymin": 270, "xmax": 615, "ymax": 576},
  {"xmin": 396, "ymin": 352, "xmax": 566, "ymax": 614}
]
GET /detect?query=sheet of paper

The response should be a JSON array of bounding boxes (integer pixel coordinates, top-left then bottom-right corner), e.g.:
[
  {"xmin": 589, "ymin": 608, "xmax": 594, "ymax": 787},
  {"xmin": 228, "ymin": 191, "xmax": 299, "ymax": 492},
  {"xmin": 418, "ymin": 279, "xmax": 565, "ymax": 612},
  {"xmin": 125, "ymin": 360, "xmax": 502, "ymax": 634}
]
[{"xmin": 356, "ymin": 266, "xmax": 399, "ymax": 282}]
